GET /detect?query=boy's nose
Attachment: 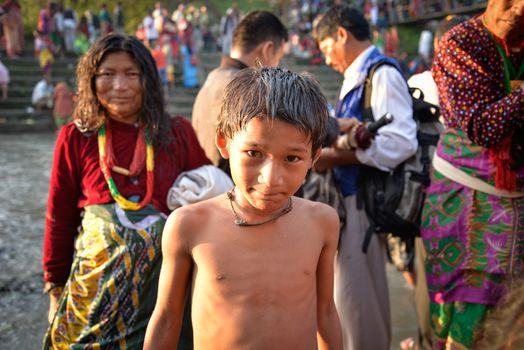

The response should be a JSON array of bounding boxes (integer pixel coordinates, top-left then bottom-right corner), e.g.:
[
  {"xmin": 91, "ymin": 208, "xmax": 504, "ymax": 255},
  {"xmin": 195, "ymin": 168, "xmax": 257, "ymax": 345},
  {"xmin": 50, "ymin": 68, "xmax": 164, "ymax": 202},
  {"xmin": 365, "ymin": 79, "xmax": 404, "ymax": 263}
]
[{"xmin": 258, "ymin": 161, "xmax": 283, "ymax": 187}]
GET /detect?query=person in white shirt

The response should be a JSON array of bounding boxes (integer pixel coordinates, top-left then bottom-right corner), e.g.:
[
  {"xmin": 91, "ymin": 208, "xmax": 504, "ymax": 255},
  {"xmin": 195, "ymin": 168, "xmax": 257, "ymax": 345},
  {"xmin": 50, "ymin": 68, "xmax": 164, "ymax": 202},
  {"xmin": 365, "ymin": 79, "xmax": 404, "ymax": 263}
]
[
  {"xmin": 63, "ymin": 7, "xmax": 77, "ymax": 53},
  {"xmin": 313, "ymin": 5, "xmax": 417, "ymax": 350},
  {"xmin": 142, "ymin": 10, "xmax": 158, "ymax": 48},
  {"xmin": 32, "ymin": 74, "xmax": 54, "ymax": 111},
  {"xmin": 418, "ymin": 29, "xmax": 433, "ymax": 64},
  {"xmin": 152, "ymin": 2, "xmax": 164, "ymax": 35},
  {"xmin": 219, "ymin": 7, "xmax": 238, "ymax": 55}
]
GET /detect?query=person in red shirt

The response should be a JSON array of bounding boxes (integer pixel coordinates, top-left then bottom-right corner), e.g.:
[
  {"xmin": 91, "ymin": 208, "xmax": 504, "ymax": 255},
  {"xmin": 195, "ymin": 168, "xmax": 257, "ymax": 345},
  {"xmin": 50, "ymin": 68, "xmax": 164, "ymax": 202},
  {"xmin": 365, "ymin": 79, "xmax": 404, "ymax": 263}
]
[
  {"xmin": 52, "ymin": 81, "xmax": 74, "ymax": 129},
  {"xmin": 151, "ymin": 38, "xmax": 169, "ymax": 102},
  {"xmin": 42, "ymin": 33, "xmax": 210, "ymax": 349}
]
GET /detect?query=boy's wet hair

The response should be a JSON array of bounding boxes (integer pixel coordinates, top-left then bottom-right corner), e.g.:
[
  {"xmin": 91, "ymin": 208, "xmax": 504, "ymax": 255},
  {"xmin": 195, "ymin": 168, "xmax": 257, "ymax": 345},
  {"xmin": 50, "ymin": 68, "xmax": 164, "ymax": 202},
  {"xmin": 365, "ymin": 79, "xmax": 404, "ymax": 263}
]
[{"xmin": 217, "ymin": 67, "xmax": 328, "ymax": 154}]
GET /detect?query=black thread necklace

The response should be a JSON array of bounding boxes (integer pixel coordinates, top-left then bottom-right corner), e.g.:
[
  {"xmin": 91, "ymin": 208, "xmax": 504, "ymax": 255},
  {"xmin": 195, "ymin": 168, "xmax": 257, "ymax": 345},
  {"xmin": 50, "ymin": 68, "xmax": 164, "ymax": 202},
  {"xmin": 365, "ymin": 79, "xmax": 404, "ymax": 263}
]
[{"xmin": 226, "ymin": 188, "xmax": 293, "ymax": 227}]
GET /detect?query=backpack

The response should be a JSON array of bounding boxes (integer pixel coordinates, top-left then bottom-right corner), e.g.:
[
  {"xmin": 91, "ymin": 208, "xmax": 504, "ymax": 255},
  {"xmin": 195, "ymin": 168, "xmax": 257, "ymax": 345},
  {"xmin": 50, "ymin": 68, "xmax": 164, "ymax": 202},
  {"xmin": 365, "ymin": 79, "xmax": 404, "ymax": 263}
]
[
  {"xmin": 301, "ymin": 116, "xmax": 347, "ymax": 232},
  {"xmin": 357, "ymin": 62, "xmax": 443, "ymax": 254}
]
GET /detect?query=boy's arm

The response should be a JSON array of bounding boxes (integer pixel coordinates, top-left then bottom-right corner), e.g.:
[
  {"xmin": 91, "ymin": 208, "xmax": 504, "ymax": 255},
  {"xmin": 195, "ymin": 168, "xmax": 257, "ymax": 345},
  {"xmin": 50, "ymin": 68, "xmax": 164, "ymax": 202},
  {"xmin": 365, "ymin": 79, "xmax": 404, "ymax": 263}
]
[
  {"xmin": 144, "ymin": 209, "xmax": 193, "ymax": 350},
  {"xmin": 316, "ymin": 205, "xmax": 343, "ymax": 350}
]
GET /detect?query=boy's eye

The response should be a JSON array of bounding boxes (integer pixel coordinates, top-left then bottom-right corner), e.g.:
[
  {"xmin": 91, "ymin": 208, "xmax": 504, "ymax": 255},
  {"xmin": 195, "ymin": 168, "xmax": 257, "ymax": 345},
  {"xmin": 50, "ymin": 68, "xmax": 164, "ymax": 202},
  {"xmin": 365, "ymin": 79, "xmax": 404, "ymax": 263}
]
[
  {"xmin": 246, "ymin": 150, "xmax": 262, "ymax": 158},
  {"xmin": 286, "ymin": 155, "xmax": 301, "ymax": 163}
]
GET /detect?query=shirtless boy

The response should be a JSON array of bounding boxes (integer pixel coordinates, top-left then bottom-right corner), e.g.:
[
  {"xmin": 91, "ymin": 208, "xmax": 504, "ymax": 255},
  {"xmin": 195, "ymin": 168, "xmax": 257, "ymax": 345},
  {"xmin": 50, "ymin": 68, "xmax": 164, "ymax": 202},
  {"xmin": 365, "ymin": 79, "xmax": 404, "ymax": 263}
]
[{"xmin": 144, "ymin": 67, "xmax": 342, "ymax": 350}]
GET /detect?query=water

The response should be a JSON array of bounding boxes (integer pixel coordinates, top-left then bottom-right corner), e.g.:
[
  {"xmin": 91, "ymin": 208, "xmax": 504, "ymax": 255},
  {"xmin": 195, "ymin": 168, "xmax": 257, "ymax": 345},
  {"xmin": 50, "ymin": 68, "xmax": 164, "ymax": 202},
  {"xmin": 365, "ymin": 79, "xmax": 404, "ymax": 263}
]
[{"xmin": 0, "ymin": 132, "xmax": 418, "ymax": 349}]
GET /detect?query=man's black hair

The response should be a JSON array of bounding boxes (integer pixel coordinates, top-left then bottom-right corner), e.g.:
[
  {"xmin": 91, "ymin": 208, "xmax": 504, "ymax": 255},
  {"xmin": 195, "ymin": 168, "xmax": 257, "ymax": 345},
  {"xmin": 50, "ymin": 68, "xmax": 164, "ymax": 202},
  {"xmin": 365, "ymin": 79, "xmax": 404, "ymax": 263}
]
[{"xmin": 313, "ymin": 5, "xmax": 370, "ymax": 43}]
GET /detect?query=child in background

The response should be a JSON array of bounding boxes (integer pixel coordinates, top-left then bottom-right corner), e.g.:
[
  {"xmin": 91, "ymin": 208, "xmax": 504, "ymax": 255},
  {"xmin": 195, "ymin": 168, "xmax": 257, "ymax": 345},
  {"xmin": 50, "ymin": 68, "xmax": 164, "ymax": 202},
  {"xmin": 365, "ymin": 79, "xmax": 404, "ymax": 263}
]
[
  {"xmin": 161, "ymin": 32, "xmax": 176, "ymax": 91},
  {"xmin": 144, "ymin": 67, "xmax": 342, "ymax": 349},
  {"xmin": 0, "ymin": 58, "xmax": 10, "ymax": 99},
  {"xmin": 73, "ymin": 30, "xmax": 89, "ymax": 56},
  {"xmin": 31, "ymin": 73, "xmax": 54, "ymax": 111},
  {"xmin": 34, "ymin": 30, "xmax": 54, "ymax": 75},
  {"xmin": 151, "ymin": 39, "xmax": 169, "ymax": 102},
  {"xmin": 52, "ymin": 81, "xmax": 74, "ymax": 129}
]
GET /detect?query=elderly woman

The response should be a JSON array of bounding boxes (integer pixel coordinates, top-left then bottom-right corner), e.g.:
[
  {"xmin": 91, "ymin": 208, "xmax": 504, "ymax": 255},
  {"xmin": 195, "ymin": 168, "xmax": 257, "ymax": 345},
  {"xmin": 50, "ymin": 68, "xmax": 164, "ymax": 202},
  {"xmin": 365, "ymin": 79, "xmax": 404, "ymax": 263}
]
[
  {"xmin": 421, "ymin": 1, "xmax": 524, "ymax": 349},
  {"xmin": 42, "ymin": 33, "xmax": 210, "ymax": 348}
]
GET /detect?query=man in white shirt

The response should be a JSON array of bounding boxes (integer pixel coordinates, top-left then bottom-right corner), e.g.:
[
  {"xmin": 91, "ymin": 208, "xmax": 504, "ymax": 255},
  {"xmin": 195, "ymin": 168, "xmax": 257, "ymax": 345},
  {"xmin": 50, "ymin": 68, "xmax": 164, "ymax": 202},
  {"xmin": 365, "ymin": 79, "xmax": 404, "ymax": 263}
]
[
  {"xmin": 192, "ymin": 11, "xmax": 288, "ymax": 173},
  {"xmin": 313, "ymin": 5, "xmax": 417, "ymax": 350},
  {"xmin": 32, "ymin": 74, "xmax": 54, "ymax": 111},
  {"xmin": 143, "ymin": 9, "xmax": 158, "ymax": 48}
]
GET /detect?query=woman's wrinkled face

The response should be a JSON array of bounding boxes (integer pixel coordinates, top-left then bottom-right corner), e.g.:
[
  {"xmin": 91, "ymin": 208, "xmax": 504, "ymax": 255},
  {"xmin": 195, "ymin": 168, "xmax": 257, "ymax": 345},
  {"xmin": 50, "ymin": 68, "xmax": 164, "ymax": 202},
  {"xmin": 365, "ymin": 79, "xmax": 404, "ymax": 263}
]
[
  {"xmin": 95, "ymin": 51, "xmax": 143, "ymax": 124},
  {"xmin": 484, "ymin": 0, "xmax": 524, "ymax": 47}
]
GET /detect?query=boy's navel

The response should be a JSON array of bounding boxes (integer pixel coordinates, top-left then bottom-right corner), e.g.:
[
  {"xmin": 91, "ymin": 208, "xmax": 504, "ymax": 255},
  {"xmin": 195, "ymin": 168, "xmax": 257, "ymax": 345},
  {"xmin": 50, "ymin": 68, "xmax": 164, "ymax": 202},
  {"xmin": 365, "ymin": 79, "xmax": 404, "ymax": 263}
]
[{"xmin": 216, "ymin": 274, "xmax": 226, "ymax": 281}]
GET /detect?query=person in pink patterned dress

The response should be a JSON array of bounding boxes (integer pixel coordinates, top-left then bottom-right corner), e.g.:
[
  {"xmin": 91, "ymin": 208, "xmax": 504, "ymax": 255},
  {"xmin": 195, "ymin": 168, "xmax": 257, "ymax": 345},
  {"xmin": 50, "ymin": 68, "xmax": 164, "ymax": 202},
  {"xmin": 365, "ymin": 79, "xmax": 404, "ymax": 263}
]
[
  {"xmin": 1, "ymin": 0, "xmax": 24, "ymax": 59},
  {"xmin": 421, "ymin": 1, "xmax": 524, "ymax": 349}
]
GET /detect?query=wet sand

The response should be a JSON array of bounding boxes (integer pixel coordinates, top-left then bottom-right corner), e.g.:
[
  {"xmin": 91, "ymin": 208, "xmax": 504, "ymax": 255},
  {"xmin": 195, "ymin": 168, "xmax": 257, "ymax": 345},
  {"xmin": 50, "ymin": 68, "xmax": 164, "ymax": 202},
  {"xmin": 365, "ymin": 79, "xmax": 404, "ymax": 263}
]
[{"xmin": 0, "ymin": 132, "xmax": 417, "ymax": 349}]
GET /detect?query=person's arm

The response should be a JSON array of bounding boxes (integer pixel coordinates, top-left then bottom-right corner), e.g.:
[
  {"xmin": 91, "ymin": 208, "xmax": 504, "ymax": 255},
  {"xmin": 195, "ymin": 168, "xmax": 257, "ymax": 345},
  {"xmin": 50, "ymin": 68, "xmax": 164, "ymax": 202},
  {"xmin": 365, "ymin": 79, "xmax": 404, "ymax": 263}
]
[
  {"xmin": 433, "ymin": 30, "xmax": 524, "ymax": 148},
  {"xmin": 144, "ymin": 208, "xmax": 193, "ymax": 350},
  {"xmin": 356, "ymin": 65, "xmax": 418, "ymax": 171},
  {"xmin": 43, "ymin": 126, "xmax": 82, "ymax": 322},
  {"xmin": 313, "ymin": 147, "xmax": 360, "ymax": 173},
  {"xmin": 46, "ymin": 285, "xmax": 64, "ymax": 323},
  {"xmin": 316, "ymin": 204, "xmax": 342, "ymax": 350}
]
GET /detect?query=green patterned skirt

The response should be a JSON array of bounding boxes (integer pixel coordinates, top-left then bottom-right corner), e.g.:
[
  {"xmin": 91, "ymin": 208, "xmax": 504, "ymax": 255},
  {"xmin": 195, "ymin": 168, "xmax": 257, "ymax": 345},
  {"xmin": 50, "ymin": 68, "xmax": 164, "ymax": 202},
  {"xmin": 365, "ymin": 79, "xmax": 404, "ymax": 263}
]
[
  {"xmin": 42, "ymin": 204, "xmax": 166, "ymax": 349},
  {"xmin": 429, "ymin": 301, "xmax": 492, "ymax": 349}
]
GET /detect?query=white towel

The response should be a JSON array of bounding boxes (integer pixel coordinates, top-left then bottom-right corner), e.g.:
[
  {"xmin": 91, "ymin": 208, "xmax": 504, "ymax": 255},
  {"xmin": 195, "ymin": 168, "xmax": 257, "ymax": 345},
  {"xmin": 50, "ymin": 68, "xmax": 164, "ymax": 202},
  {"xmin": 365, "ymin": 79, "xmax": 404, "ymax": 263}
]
[{"xmin": 167, "ymin": 165, "xmax": 234, "ymax": 210}]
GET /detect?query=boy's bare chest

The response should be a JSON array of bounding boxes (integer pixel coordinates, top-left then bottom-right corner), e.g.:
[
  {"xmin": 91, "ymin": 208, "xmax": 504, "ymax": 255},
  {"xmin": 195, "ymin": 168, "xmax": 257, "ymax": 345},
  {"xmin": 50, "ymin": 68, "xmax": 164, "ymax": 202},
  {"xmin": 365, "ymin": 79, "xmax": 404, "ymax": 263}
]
[{"xmin": 191, "ymin": 228, "xmax": 321, "ymax": 297}]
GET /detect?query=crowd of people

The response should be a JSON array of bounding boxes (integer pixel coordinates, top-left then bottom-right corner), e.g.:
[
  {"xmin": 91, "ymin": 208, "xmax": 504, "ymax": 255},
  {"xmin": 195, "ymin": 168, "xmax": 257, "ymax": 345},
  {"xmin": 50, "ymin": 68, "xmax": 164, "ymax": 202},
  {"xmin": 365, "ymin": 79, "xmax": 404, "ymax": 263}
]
[
  {"xmin": 0, "ymin": 1, "xmax": 523, "ymax": 350},
  {"xmin": 0, "ymin": 1, "xmax": 234, "ymax": 127}
]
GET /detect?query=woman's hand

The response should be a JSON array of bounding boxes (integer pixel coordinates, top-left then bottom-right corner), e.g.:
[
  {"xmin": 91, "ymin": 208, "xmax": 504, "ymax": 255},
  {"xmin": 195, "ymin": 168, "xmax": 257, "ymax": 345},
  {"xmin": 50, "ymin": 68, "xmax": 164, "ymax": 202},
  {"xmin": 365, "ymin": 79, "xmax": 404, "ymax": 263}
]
[{"xmin": 47, "ymin": 287, "xmax": 64, "ymax": 323}]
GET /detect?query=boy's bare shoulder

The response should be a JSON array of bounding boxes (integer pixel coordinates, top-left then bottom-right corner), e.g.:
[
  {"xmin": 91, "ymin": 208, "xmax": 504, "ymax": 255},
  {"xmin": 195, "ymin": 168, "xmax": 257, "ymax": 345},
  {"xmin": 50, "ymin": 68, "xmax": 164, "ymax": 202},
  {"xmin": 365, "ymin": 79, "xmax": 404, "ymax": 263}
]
[
  {"xmin": 293, "ymin": 196, "xmax": 339, "ymax": 225},
  {"xmin": 164, "ymin": 195, "xmax": 227, "ymax": 241}
]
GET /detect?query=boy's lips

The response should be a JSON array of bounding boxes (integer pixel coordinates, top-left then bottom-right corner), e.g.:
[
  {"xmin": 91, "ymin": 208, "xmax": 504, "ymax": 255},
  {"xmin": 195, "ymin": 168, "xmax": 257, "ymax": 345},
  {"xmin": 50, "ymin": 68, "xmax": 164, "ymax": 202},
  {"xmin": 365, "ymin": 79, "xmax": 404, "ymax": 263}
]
[{"xmin": 255, "ymin": 190, "xmax": 284, "ymax": 200}]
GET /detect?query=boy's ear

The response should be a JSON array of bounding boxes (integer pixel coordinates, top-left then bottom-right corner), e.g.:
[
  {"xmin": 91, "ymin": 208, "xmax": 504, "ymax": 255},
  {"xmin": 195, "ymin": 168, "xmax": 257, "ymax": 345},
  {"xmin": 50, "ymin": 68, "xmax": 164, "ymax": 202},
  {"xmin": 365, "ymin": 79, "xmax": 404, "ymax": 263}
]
[{"xmin": 215, "ymin": 131, "xmax": 230, "ymax": 159}]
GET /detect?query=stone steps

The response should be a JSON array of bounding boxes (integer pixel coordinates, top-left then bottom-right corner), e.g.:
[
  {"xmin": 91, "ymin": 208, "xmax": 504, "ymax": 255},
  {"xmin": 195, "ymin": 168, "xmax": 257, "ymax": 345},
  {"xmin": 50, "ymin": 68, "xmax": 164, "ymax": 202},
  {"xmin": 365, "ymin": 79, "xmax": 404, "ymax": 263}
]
[
  {"xmin": 0, "ymin": 110, "xmax": 55, "ymax": 132},
  {"xmin": 1, "ymin": 50, "xmax": 343, "ymax": 133}
]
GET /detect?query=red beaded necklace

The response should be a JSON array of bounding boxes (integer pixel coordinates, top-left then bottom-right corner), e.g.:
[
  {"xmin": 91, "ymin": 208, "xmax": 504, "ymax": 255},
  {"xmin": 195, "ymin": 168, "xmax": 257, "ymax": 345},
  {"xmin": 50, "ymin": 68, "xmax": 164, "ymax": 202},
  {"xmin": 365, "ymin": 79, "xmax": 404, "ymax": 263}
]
[
  {"xmin": 104, "ymin": 119, "xmax": 146, "ymax": 177},
  {"xmin": 98, "ymin": 121, "xmax": 154, "ymax": 211}
]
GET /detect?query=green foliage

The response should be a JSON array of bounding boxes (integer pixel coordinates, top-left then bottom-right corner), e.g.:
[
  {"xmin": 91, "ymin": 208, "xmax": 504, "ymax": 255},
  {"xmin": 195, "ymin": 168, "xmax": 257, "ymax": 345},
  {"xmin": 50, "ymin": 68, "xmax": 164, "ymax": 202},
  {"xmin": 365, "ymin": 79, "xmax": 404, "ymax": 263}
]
[
  {"xmin": 18, "ymin": 0, "xmax": 281, "ymax": 38},
  {"xmin": 396, "ymin": 23, "xmax": 425, "ymax": 59}
]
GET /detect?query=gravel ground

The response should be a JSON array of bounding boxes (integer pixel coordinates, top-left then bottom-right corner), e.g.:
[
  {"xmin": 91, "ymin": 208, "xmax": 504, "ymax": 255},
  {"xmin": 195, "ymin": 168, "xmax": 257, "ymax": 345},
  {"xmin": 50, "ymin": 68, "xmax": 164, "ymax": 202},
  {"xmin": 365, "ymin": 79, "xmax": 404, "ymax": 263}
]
[
  {"xmin": 0, "ymin": 132, "xmax": 54, "ymax": 349},
  {"xmin": 0, "ymin": 132, "xmax": 417, "ymax": 350}
]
